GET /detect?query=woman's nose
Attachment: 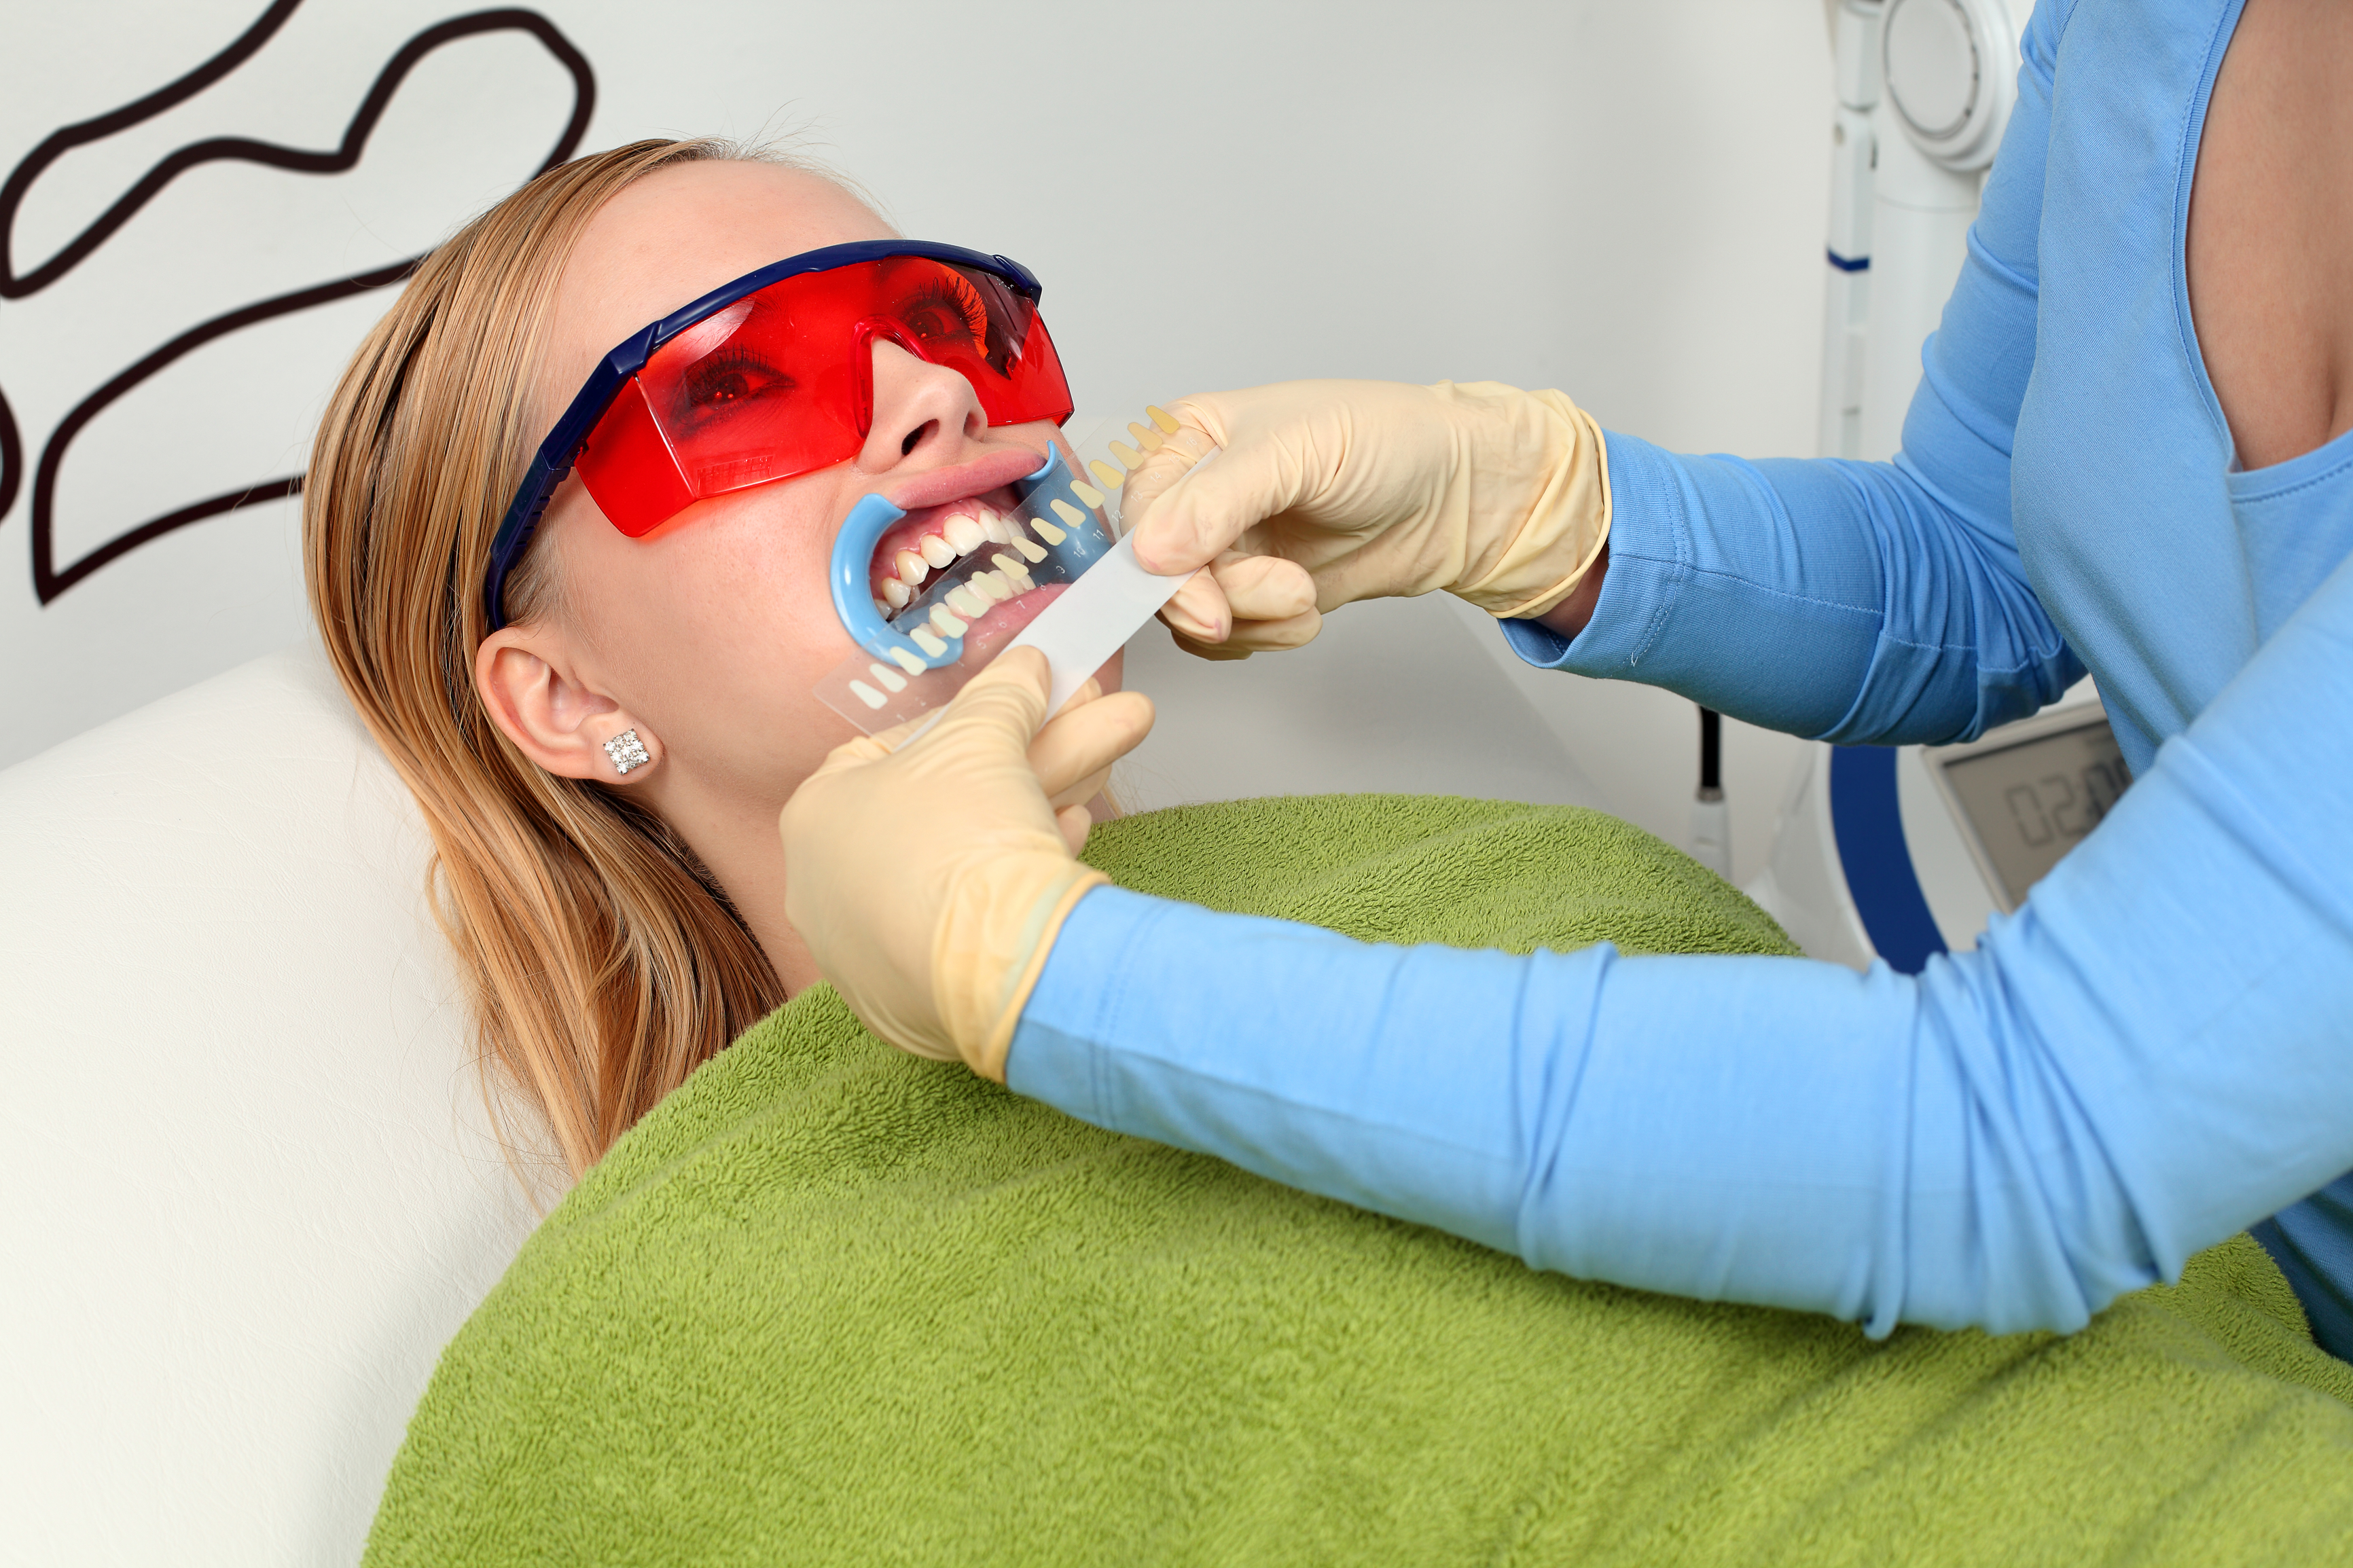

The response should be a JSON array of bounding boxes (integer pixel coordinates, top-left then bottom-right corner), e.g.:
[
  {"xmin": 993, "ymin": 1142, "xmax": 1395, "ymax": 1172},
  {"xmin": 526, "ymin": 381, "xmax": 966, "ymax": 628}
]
[{"xmin": 860, "ymin": 340, "xmax": 988, "ymax": 472}]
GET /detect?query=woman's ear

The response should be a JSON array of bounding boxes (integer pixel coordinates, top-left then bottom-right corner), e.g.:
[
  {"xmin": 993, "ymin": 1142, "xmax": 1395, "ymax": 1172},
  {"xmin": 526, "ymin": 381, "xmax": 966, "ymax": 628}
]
[{"xmin": 475, "ymin": 627, "xmax": 662, "ymax": 782}]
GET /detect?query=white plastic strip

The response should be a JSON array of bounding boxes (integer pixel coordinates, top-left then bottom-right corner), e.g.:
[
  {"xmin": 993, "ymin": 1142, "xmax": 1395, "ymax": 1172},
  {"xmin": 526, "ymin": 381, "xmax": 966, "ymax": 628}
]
[{"xmin": 1003, "ymin": 532, "xmax": 1189, "ymax": 717}]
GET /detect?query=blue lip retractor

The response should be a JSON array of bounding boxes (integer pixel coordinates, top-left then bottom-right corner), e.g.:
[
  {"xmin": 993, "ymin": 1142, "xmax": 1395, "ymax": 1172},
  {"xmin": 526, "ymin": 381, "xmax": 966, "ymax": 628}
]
[{"xmin": 828, "ymin": 449, "xmax": 1063, "ymax": 672}]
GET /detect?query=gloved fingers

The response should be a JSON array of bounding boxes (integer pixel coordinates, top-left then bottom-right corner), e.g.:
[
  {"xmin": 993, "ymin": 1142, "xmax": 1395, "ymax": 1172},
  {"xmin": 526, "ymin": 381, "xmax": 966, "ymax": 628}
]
[
  {"xmin": 1219, "ymin": 607, "xmax": 1323, "ymax": 653},
  {"xmin": 1209, "ymin": 550, "xmax": 1316, "ymax": 625},
  {"xmin": 1160, "ymin": 566, "xmax": 1232, "ymax": 644},
  {"xmin": 1028, "ymin": 689, "xmax": 1154, "ymax": 805},
  {"xmin": 1115, "ymin": 420, "xmax": 1222, "ymax": 558},
  {"xmin": 1054, "ymin": 803, "xmax": 1092, "ymax": 857},
  {"xmin": 800, "ymin": 725, "xmax": 901, "ymax": 787},
  {"xmin": 916, "ymin": 644, "xmax": 1055, "ymax": 759},
  {"xmin": 1126, "ymin": 399, "xmax": 1314, "ymax": 577},
  {"xmin": 1049, "ymin": 764, "xmax": 1113, "ymax": 814},
  {"xmin": 1166, "ymin": 625, "xmax": 1255, "ymax": 661}
]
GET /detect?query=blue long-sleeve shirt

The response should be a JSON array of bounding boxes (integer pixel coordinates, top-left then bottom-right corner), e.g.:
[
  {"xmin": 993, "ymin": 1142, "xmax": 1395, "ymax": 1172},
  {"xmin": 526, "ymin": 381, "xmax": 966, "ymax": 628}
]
[{"xmin": 1009, "ymin": 0, "xmax": 2353, "ymax": 1351}]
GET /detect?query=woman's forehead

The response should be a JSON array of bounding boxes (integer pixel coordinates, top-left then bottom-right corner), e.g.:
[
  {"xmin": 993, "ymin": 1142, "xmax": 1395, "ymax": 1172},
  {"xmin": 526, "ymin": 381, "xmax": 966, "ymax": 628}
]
[{"xmin": 541, "ymin": 162, "xmax": 891, "ymax": 422}]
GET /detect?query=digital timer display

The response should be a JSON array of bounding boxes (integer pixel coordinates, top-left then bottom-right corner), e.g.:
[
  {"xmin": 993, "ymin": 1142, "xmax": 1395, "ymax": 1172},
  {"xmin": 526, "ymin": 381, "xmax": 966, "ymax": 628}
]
[{"xmin": 1938, "ymin": 715, "xmax": 2133, "ymax": 906}]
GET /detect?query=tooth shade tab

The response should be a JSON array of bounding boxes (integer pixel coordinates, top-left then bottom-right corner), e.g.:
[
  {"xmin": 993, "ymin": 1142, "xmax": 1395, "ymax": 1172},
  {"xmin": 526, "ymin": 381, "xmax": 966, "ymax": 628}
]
[
  {"xmin": 971, "ymin": 570, "xmax": 1013, "ymax": 602},
  {"xmin": 929, "ymin": 604, "xmax": 969, "ymax": 636},
  {"xmin": 910, "ymin": 627, "xmax": 948, "ymax": 657},
  {"xmin": 888, "ymin": 646, "xmax": 927, "ymax": 676},
  {"xmin": 1010, "ymin": 535, "xmax": 1047, "ymax": 563},
  {"xmin": 918, "ymin": 534, "xmax": 956, "ymax": 569},
  {"xmin": 1049, "ymin": 498, "xmax": 1088, "ymax": 528},
  {"xmin": 1109, "ymin": 440, "xmax": 1145, "ymax": 469},
  {"xmin": 867, "ymin": 661, "xmax": 909, "ymax": 693},
  {"xmin": 849, "ymin": 680, "xmax": 888, "ymax": 710},
  {"xmin": 1070, "ymin": 480, "xmax": 1107, "ymax": 509},
  {"xmin": 945, "ymin": 584, "xmax": 986, "ymax": 618},
  {"xmin": 1127, "ymin": 422, "xmax": 1164, "ymax": 451},
  {"xmin": 1088, "ymin": 460, "xmax": 1126, "ymax": 492},
  {"xmin": 1147, "ymin": 405, "xmax": 1179, "ymax": 434},
  {"xmin": 1031, "ymin": 514, "xmax": 1070, "ymax": 546}
]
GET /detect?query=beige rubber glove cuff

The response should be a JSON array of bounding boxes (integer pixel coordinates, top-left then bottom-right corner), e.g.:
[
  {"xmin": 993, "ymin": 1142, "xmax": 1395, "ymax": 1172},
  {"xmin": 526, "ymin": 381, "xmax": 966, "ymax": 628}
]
[
  {"xmin": 782, "ymin": 649, "xmax": 1121, "ymax": 1080},
  {"xmin": 1440, "ymin": 383, "xmax": 1613, "ymax": 619}
]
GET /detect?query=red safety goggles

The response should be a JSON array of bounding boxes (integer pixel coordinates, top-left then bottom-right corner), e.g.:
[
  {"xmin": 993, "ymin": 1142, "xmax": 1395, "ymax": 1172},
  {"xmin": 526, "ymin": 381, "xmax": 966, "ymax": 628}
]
[{"xmin": 486, "ymin": 240, "xmax": 1073, "ymax": 629}]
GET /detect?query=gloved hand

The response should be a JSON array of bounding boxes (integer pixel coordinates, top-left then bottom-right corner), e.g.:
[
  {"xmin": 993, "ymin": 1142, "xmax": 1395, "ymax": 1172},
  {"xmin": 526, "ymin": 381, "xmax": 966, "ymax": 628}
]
[
  {"xmin": 1123, "ymin": 380, "xmax": 1611, "ymax": 657},
  {"xmin": 780, "ymin": 648, "xmax": 1152, "ymax": 1080}
]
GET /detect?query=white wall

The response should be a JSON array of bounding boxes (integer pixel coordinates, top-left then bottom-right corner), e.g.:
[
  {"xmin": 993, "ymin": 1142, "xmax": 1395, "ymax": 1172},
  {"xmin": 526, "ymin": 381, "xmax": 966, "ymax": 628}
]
[{"xmin": 0, "ymin": 0, "xmax": 1825, "ymax": 881}]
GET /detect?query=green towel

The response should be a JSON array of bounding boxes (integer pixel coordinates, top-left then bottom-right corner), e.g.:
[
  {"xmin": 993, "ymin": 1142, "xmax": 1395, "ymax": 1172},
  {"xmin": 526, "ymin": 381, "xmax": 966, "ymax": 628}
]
[{"xmin": 367, "ymin": 796, "xmax": 2353, "ymax": 1566}]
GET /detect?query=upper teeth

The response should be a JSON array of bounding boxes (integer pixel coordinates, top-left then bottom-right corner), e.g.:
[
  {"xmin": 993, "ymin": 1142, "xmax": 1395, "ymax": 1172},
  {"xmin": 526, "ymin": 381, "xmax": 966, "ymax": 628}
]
[
  {"xmin": 944, "ymin": 514, "xmax": 988, "ymax": 554},
  {"xmin": 879, "ymin": 505, "xmax": 1037, "ymax": 619}
]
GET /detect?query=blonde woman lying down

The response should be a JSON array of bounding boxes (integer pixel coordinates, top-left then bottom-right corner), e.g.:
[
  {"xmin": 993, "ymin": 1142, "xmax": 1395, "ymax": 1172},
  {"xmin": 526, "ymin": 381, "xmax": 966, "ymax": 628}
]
[{"xmin": 306, "ymin": 139, "xmax": 1193, "ymax": 1176}]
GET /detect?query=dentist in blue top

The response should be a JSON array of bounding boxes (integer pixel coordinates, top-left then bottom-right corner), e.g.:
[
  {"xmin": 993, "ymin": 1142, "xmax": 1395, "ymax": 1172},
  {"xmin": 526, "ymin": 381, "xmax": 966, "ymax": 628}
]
[{"xmin": 783, "ymin": 0, "xmax": 2353, "ymax": 1358}]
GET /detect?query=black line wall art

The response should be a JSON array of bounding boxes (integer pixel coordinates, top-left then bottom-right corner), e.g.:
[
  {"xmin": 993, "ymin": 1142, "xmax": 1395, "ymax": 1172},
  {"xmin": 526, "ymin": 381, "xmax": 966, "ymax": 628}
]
[{"xmin": 0, "ymin": 1, "xmax": 595, "ymax": 602}]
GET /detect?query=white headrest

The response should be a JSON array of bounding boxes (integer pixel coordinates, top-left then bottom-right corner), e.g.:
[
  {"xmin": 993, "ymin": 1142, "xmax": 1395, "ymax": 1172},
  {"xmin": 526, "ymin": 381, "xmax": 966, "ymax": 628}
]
[{"xmin": 0, "ymin": 644, "xmax": 537, "ymax": 1566}]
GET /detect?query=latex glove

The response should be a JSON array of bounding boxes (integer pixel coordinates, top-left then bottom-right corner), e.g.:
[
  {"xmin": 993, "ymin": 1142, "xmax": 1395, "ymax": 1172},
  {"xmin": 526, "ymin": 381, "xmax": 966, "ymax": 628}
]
[
  {"xmin": 1125, "ymin": 380, "xmax": 1611, "ymax": 656},
  {"xmin": 780, "ymin": 649, "xmax": 1152, "ymax": 1080}
]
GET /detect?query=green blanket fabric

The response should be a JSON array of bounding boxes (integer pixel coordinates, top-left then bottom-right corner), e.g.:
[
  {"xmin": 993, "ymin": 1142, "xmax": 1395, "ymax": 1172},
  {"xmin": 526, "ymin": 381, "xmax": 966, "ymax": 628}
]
[{"xmin": 368, "ymin": 796, "xmax": 2353, "ymax": 1566}]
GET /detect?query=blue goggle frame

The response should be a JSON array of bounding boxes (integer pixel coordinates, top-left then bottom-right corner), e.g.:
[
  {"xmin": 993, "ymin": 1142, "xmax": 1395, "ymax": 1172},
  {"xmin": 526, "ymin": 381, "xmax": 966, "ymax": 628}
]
[{"xmin": 480, "ymin": 238, "xmax": 1047, "ymax": 632}]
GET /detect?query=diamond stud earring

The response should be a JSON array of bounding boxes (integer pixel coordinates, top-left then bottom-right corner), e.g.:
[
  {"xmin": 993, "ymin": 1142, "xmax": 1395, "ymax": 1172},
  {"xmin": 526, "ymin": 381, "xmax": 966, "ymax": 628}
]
[{"xmin": 603, "ymin": 728, "xmax": 651, "ymax": 776}]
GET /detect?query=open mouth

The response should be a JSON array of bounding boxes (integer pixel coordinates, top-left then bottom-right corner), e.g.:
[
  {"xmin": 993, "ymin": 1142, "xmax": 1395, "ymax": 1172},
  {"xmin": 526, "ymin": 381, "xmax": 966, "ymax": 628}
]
[{"xmin": 866, "ymin": 483, "xmax": 1068, "ymax": 662}]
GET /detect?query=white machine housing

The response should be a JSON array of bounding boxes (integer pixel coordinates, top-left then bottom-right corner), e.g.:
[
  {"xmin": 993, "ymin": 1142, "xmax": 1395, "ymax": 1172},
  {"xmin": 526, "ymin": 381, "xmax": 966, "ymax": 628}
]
[{"xmin": 1748, "ymin": 681, "xmax": 2126, "ymax": 970}]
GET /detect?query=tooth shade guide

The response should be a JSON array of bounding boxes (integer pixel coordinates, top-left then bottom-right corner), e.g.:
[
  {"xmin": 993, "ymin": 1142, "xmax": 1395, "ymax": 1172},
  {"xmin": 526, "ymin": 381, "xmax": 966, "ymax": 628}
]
[
  {"xmin": 1109, "ymin": 440, "xmax": 1145, "ymax": 469},
  {"xmin": 888, "ymin": 646, "xmax": 927, "ymax": 676},
  {"xmin": 1127, "ymin": 422, "xmax": 1164, "ymax": 451},
  {"xmin": 849, "ymin": 680, "xmax": 887, "ymax": 710},
  {"xmin": 1008, "ymin": 534, "xmax": 1047, "ymax": 563},
  {"xmin": 929, "ymin": 604, "xmax": 969, "ymax": 636},
  {"xmin": 911, "ymin": 627, "xmax": 948, "ymax": 657},
  {"xmin": 1049, "ymin": 498, "xmax": 1089, "ymax": 529},
  {"xmin": 1028, "ymin": 515, "xmax": 1068, "ymax": 547},
  {"xmin": 1146, "ymin": 405, "xmax": 1179, "ymax": 434},
  {"xmin": 944, "ymin": 584, "xmax": 986, "ymax": 617},
  {"xmin": 867, "ymin": 661, "xmax": 910, "ymax": 693},
  {"xmin": 1087, "ymin": 460, "xmax": 1126, "ymax": 493},
  {"xmin": 1069, "ymin": 479, "xmax": 1107, "ymax": 509}
]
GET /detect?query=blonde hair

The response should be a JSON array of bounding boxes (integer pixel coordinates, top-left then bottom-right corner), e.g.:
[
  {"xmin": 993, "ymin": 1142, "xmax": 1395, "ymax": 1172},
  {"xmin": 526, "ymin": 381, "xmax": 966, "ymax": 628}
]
[{"xmin": 305, "ymin": 139, "xmax": 795, "ymax": 1180}]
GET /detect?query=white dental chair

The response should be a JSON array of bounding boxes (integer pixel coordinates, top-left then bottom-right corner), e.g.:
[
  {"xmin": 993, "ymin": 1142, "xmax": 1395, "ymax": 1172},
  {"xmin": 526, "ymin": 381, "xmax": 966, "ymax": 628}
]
[
  {"xmin": 0, "ymin": 646, "xmax": 538, "ymax": 1567},
  {"xmin": 0, "ymin": 587, "xmax": 1604, "ymax": 1566}
]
